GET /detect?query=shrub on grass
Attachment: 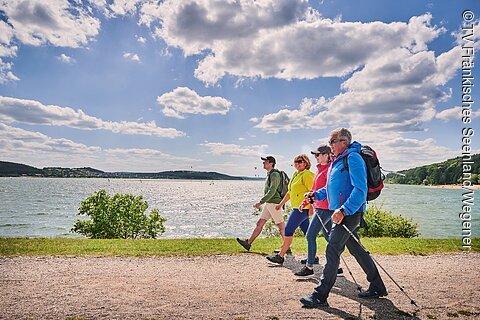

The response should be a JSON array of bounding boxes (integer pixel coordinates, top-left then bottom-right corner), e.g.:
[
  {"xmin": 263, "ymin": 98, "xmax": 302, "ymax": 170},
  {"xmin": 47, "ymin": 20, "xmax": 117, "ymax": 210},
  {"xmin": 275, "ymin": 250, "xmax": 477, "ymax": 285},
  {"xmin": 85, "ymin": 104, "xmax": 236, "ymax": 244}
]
[
  {"xmin": 71, "ymin": 190, "xmax": 166, "ymax": 239},
  {"xmin": 360, "ymin": 204, "xmax": 419, "ymax": 238}
]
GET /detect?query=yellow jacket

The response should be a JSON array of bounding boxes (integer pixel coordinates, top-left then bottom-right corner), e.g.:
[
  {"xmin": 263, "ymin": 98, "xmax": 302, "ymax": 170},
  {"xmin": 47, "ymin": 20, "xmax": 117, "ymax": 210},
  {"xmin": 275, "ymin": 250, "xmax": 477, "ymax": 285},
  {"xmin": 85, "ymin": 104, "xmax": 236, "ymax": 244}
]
[{"xmin": 288, "ymin": 169, "xmax": 314, "ymax": 209}]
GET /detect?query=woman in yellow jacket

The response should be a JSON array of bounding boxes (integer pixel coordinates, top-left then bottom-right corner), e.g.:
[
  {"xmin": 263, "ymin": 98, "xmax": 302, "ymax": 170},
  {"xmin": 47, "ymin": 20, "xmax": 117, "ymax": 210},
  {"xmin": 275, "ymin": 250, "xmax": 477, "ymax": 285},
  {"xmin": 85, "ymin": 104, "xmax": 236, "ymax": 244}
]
[{"xmin": 266, "ymin": 154, "xmax": 314, "ymax": 264}]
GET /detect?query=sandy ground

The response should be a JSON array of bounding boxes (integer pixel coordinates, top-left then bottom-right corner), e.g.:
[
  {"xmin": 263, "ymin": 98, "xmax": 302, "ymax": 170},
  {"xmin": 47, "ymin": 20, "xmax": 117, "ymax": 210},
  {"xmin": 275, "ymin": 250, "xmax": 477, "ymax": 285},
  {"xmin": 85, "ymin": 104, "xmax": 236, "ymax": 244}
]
[{"xmin": 1, "ymin": 252, "xmax": 479, "ymax": 320}]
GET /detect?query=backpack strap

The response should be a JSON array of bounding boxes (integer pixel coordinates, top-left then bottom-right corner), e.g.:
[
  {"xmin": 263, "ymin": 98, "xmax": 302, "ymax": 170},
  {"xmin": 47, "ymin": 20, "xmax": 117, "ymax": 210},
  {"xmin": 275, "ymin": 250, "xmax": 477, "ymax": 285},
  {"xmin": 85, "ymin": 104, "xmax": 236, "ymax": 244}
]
[{"xmin": 342, "ymin": 155, "xmax": 349, "ymax": 172}]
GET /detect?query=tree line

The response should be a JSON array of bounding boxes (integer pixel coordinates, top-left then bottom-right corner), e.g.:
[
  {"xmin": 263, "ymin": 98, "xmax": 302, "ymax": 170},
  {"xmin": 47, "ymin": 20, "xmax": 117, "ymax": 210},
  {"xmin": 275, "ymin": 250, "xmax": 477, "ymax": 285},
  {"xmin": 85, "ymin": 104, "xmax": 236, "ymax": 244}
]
[{"xmin": 385, "ymin": 154, "xmax": 480, "ymax": 185}]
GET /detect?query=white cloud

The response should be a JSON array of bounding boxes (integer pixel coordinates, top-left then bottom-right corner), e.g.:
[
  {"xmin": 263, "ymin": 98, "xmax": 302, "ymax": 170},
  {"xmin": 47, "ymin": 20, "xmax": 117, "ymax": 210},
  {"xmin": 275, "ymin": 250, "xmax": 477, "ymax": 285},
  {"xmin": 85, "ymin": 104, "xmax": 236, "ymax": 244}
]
[
  {"xmin": 0, "ymin": 123, "xmax": 198, "ymax": 171},
  {"xmin": 435, "ymin": 106, "xmax": 480, "ymax": 121},
  {"xmin": 135, "ymin": 0, "xmax": 443, "ymax": 85},
  {"xmin": 254, "ymin": 43, "xmax": 461, "ymax": 135},
  {"xmin": 157, "ymin": 87, "xmax": 232, "ymax": 119},
  {"xmin": 0, "ymin": 59, "xmax": 20, "ymax": 84},
  {"xmin": 0, "ymin": 21, "xmax": 17, "ymax": 57},
  {"xmin": 254, "ymin": 97, "xmax": 327, "ymax": 134},
  {"xmin": 142, "ymin": 0, "xmax": 309, "ymax": 55},
  {"xmin": 0, "ymin": 96, "xmax": 185, "ymax": 138},
  {"xmin": 2, "ymin": 0, "xmax": 100, "ymax": 48},
  {"xmin": 0, "ymin": 21, "xmax": 19, "ymax": 83},
  {"xmin": 123, "ymin": 52, "xmax": 141, "ymax": 62},
  {"xmin": 57, "ymin": 53, "xmax": 75, "ymax": 63},
  {"xmin": 0, "ymin": 122, "xmax": 101, "ymax": 154},
  {"xmin": 159, "ymin": 47, "xmax": 172, "ymax": 57},
  {"xmin": 200, "ymin": 142, "xmax": 267, "ymax": 157},
  {"xmin": 136, "ymin": 35, "xmax": 147, "ymax": 44},
  {"xmin": 109, "ymin": 0, "xmax": 142, "ymax": 16},
  {"xmin": 374, "ymin": 137, "xmax": 458, "ymax": 171},
  {"xmin": 0, "ymin": 0, "xmax": 100, "ymax": 83},
  {"xmin": 0, "ymin": 21, "xmax": 15, "ymax": 46},
  {"xmin": 131, "ymin": 53, "xmax": 140, "ymax": 62}
]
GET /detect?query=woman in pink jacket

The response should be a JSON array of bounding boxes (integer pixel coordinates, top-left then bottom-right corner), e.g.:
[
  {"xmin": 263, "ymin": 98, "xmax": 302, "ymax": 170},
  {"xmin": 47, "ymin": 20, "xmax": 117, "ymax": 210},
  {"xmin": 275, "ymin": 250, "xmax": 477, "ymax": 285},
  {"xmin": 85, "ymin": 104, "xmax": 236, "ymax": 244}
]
[{"xmin": 295, "ymin": 144, "xmax": 343, "ymax": 278}]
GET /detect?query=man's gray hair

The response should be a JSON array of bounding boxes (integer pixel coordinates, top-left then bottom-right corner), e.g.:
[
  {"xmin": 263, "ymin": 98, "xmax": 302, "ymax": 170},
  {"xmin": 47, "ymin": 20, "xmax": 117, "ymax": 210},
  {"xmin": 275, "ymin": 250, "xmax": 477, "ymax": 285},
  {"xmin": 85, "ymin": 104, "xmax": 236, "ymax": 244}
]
[{"xmin": 330, "ymin": 127, "xmax": 352, "ymax": 145}]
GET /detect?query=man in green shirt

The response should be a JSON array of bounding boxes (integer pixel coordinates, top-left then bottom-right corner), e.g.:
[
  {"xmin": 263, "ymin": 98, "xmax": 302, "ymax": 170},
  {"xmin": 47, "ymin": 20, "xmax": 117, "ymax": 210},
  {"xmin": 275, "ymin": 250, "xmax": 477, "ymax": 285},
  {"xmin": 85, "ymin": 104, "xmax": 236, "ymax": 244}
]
[{"xmin": 237, "ymin": 156, "xmax": 285, "ymax": 251}]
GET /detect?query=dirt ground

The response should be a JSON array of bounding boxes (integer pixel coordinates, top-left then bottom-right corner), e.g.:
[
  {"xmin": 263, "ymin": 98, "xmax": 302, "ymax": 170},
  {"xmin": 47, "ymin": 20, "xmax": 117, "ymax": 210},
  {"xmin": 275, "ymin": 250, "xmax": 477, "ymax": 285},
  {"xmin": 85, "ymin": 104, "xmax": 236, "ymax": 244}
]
[{"xmin": 1, "ymin": 252, "xmax": 479, "ymax": 320}]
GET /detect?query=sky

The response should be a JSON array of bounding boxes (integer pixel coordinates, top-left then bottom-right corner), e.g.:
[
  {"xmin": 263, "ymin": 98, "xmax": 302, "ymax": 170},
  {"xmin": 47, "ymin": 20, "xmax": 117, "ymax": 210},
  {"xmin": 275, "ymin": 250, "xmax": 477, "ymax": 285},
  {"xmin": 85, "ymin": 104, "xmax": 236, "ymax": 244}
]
[{"xmin": 0, "ymin": 0, "xmax": 479, "ymax": 177}]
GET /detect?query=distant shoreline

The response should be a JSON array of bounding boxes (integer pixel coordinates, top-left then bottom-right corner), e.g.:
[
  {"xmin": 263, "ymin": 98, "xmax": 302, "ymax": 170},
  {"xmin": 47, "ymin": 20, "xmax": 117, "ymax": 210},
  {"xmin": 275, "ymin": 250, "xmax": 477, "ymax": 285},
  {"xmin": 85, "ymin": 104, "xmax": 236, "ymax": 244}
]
[
  {"xmin": 0, "ymin": 176, "xmax": 264, "ymax": 181},
  {"xmin": 422, "ymin": 184, "xmax": 479, "ymax": 190},
  {"xmin": 385, "ymin": 182, "xmax": 479, "ymax": 190}
]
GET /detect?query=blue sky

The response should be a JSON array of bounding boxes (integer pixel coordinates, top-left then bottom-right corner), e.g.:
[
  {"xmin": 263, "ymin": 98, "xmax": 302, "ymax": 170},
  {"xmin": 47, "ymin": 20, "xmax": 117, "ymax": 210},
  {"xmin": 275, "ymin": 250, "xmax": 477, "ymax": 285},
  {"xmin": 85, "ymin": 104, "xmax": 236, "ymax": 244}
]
[{"xmin": 0, "ymin": 0, "xmax": 479, "ymax": 176}]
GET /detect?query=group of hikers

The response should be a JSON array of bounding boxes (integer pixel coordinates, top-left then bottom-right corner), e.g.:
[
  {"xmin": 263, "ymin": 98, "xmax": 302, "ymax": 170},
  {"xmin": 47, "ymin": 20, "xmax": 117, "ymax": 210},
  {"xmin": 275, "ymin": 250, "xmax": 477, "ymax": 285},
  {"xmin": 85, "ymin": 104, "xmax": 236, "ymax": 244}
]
[{"xmin": 236, "ymin": 127, "xmax": 388, "ymax": 308}]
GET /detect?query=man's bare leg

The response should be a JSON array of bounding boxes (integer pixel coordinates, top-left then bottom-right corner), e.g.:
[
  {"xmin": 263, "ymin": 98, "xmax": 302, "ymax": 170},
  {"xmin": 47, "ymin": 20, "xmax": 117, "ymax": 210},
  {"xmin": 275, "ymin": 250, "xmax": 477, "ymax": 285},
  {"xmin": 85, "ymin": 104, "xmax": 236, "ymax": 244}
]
[{"xmin": 248, "ymin": 218, "xmax": 267, "ymax": 245}]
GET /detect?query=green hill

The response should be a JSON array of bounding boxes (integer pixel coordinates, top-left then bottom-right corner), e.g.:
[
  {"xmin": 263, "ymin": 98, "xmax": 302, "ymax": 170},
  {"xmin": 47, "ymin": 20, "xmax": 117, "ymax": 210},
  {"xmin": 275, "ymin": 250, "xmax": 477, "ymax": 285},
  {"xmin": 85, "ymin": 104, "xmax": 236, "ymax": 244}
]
[
  {"xmin": 0, "ymin": 161, "xmax": 43, "ymax": 176},
  {"xmin": 385, "ymin": 154, "xmax": 480, "ymax": 185},
  {"xmin": 0, "ymin": 161, "xmax": 258, "ymax": 180}
]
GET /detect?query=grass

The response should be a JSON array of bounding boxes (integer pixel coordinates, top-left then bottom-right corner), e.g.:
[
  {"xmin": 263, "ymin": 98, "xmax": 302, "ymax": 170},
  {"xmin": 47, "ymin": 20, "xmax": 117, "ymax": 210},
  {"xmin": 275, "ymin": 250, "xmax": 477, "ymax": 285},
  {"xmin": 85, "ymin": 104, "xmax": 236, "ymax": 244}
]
[{"xmin": 0, "ymin": 237, "xmax": 478, "ymax": 257}]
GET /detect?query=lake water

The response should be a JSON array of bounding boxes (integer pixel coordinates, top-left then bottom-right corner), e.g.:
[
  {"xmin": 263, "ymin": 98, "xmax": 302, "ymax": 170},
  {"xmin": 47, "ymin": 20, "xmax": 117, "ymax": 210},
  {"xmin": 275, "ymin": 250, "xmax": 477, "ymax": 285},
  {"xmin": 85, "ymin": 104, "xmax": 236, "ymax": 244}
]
[{"xmin": 0, "ymin": 177, "xmax": 478, "ymax": 238}]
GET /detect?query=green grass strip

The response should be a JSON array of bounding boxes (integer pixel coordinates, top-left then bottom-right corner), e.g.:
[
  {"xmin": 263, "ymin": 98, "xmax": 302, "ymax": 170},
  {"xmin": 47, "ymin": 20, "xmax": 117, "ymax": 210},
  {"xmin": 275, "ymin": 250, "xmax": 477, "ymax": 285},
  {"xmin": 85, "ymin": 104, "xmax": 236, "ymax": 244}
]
[{"xmin": 0, "ymin": 237, "xmax": 478, "ymax": 257}]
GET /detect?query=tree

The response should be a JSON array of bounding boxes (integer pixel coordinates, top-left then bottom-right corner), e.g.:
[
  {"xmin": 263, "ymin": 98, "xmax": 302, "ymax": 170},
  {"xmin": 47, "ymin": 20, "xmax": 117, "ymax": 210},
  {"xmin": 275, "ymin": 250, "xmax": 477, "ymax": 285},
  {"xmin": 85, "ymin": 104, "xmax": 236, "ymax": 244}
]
[{"xmin": 72, "ymin": 190, "xmax": 166, "ymax": 239}]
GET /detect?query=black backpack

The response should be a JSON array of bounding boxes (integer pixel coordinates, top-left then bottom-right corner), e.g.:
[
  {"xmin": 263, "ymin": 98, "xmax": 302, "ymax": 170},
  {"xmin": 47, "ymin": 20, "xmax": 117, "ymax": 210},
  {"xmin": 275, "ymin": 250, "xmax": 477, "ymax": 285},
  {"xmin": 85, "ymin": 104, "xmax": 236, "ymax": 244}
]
[
  {"xmin": 343, "ymin": 145, "xmax": 385, "ymax": 201},
  {"xmin": 269, "ymin": 169, "xmax": 290, "ymax": 198}
]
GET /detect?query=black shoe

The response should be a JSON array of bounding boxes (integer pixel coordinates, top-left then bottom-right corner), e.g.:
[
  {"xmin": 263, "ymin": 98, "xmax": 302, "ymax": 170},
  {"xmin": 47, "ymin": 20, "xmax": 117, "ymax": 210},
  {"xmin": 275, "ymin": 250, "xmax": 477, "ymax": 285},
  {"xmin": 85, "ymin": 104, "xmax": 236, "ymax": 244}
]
[
  {"xmin": 274, "ymin": 248, "xmax": 292, "ymax": 255},
  {"xmin": 236, "ymin": 238, "xmax": 251, "ymax": 251},
  {"xmin": 300, "ymin": 256, "xmax": 319, "ymax": 264},
  {"xmin": 294, "ymin": 266, "xmax": 314, "ymax": 278},
  {"xmin": 337, "ymin": 268, "xmax": 344, "ymax": 277},
  {"xmin": 300, "ymin": 294, "xmax": 329, "ymax": 308},
  {"xmin": 358, "ymin": 289, "xmax": 388, "ymax": 298},
  {"xmin": 266, "ymin": 254, "xmax": 284, "ymax": 265}
]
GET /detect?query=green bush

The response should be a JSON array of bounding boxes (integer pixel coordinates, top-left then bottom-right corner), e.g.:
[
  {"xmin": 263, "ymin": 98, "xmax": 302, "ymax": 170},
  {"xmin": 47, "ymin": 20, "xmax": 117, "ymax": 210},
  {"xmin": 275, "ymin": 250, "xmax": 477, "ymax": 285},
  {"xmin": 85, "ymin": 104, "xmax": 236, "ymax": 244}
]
[
  {"xmin": 71, "ymin": 190, "xmax": 166, "ymax": 239},
  {"xmin": 261, "ymin": 203, "xmax": 419, "ymax": 238},
  {"xmin": 359, "ymin": 204, "xmax": 419, "ymax": 238}
]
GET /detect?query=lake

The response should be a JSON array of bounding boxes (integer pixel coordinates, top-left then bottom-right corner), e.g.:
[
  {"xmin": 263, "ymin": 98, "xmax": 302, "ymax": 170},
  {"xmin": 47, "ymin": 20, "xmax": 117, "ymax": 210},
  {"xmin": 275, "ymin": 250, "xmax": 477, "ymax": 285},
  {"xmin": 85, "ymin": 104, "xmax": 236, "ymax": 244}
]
[{"xmin": 0, "ymin": 177, "xmax": 478, "ymax": 238}]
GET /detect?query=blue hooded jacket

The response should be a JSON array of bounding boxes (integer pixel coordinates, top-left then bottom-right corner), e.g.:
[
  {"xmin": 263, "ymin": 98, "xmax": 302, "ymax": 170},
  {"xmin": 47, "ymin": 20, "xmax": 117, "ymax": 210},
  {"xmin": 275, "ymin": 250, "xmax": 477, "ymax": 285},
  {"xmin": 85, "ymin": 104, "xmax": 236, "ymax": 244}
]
[{"xmin": 314, "ymin": 141, "xmax": 367, "ymax": 215}]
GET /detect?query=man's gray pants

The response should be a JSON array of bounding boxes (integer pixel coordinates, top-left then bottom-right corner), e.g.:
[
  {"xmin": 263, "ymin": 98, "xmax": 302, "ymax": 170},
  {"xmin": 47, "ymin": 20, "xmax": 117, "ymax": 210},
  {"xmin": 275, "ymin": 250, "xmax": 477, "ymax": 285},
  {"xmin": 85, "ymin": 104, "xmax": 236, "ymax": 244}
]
[{"xmin": 313, "ymin": 212, "xmax": 386, "ymax": 300}]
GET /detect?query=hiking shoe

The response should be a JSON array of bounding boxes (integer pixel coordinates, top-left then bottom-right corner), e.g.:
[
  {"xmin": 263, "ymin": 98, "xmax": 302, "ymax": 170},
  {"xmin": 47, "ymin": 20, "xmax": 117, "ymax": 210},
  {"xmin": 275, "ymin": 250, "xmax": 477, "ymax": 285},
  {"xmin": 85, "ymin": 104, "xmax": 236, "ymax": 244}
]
[
  {"xmin": 358, "ymin": 289, "xmax": 388, "ymax": 299},
  {"xmin": 294, "ymin": 266, "xmax": 314, "ymax": 278},
  {"xmin": 236, "ymin": 238, "xmax": 251, "ymax": 251},
  {"xmin": 337, "ymin": 268, "xmax": 344, "ymax": 277},
  {"xmin": 300, "ymin": 294, "xmax": 329, "ymax": 308},
  {"xmin": 300, "ymin": 256, "xmax": 319, "ymax": 265},
  {"xmin": 266, "ymin": 254, "xmax": 284, "ymax": 265},
  {"xmin": 274, "ymin": 248, "xmax": 292, "ymax": 255}
]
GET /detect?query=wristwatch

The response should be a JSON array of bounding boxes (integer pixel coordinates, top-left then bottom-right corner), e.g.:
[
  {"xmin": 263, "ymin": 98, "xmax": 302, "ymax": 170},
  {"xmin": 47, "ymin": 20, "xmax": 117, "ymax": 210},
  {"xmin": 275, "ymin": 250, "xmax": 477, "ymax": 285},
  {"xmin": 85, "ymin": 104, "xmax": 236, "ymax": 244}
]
[{"xmin": 339, "ymin": 208, "xmax": 346, "ymax": 216}]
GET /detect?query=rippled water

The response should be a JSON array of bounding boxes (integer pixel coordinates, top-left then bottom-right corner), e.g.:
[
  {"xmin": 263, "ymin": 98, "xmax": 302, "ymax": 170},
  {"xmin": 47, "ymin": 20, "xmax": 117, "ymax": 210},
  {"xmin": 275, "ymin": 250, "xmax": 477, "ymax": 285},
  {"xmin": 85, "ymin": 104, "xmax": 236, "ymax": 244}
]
[{"xmin": 0, "ymin": 177, "xmax": 478, "ymax": 238}]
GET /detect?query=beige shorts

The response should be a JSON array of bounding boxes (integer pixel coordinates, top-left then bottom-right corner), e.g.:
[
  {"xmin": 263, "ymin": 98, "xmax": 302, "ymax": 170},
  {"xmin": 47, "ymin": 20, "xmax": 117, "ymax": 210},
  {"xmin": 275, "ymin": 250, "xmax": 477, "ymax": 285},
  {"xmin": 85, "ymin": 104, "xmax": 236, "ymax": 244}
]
[{"xmin": 260, "ymin": 203, "xmax": 284, "ymax": 224}]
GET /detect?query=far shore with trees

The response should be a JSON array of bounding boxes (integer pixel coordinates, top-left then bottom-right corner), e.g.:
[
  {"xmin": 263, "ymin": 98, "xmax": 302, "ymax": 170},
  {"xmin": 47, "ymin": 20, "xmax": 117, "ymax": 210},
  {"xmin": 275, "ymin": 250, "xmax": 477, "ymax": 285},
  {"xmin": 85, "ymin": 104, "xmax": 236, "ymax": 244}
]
[{"xmin": 385, "ymin": 154, "xmax": 479, "ymax": 186}]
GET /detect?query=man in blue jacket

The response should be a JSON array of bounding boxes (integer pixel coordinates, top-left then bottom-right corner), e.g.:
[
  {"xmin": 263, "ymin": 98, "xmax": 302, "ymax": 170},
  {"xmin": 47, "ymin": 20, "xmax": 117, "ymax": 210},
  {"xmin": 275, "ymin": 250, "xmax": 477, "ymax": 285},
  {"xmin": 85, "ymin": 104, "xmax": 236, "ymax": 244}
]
[{"xmin": 300, "ymin": 128, "xmax": 387, "ymax": 308}]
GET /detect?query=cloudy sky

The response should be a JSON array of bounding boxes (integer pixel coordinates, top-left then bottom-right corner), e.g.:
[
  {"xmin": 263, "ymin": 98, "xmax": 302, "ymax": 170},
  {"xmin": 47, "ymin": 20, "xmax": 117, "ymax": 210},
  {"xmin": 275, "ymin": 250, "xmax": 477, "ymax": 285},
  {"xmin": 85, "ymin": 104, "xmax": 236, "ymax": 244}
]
[{"xmin": 0, "ymin": 0, "xmax": 479, "ymax": 176}]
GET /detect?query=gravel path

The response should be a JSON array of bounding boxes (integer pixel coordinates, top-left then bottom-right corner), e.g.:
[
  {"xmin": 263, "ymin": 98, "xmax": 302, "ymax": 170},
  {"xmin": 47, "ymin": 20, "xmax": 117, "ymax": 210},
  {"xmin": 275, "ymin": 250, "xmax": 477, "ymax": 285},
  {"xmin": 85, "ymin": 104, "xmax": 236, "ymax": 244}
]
[{"xmin": 1, "ymin": 252, "xmax": 479, "ymax": 319}]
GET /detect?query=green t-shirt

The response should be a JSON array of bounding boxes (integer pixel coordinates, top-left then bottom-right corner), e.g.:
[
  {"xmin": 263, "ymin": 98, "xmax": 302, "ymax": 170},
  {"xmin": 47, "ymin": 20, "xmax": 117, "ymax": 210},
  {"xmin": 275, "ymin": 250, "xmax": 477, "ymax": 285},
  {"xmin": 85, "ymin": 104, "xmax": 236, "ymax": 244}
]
[{"xmin": 260, "ymin": 170, "xmax": 282, "ymax": 204}]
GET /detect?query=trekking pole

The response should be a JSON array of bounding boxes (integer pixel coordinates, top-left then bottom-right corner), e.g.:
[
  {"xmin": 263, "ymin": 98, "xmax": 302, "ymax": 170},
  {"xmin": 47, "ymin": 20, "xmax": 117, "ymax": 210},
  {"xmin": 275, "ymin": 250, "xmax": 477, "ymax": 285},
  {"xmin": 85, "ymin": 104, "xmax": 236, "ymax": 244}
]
[
  {"xmin": 340, "ymin": 224, "xmax": 419, "ymax": 308},
  {"xmin": 317, "ymin": 214, "xmax": 362, "ymax": 292}
]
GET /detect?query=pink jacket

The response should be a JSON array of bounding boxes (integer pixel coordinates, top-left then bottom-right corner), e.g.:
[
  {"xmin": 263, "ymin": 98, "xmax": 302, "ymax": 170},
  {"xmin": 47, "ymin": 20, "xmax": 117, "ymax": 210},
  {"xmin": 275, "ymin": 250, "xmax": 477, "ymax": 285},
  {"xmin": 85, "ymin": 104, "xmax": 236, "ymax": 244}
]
[{"xmin": 302, "ymin": 162, "xmax": 330, "ymax": 210}]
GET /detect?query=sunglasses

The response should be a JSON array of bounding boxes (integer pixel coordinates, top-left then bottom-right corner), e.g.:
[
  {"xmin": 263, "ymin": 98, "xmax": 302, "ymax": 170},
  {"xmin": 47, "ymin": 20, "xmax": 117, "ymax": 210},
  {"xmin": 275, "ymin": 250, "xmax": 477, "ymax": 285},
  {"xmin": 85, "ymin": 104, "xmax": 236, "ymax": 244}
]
[
  {"xmin": 294, "ymin": 160, "xmax": 304, "ymax": 164},
  {"xmin": 329, "ymin": 139, "xmax": 346, "ymax": 145}
]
